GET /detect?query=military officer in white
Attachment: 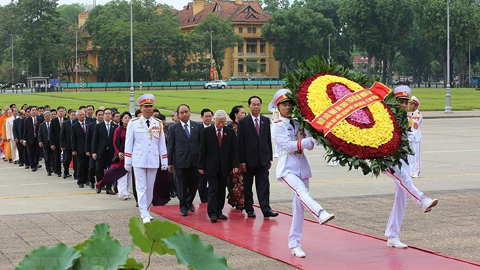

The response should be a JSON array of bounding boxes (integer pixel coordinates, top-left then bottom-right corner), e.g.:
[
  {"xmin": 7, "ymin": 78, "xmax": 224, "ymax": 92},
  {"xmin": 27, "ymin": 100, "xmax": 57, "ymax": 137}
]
[
  {"xmin": 269, "ymin": 89, "xmax": 335, "ymax": 258},
  {"xmin": 383, "ymin": 86, "xmax": 437, "ymax": 248},
  {"xmin": 125, "ymin": 94, "xmax": 168, "ymax": 224},
  {"xmin": 408, "ymin": 96, "xmax": 422, "ymax": 178}
]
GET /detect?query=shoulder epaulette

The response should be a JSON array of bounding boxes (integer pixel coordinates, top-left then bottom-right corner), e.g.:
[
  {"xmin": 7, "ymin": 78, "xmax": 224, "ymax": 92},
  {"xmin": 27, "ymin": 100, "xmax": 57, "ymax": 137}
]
[{"xmin": 131, "ymin": 117, "xmax": 139, "ymax": 121}]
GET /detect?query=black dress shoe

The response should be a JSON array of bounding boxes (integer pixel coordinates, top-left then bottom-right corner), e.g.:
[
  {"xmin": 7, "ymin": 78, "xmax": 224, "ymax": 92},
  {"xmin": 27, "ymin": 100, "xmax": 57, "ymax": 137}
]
[
  {"xmin": 90, "ymin": 182, "xmax": 95, "ymax": 189},
  {"xmin": 264, "ymin": 210, "xmax": 279, "ymax": 218},
  {"xmin": 247, "ymin": 211, "xmax": 256, "ymax": 218},
  {"xmin": 189, "ymin": 205, "xmax": 195, "ymax": 212},
  {"xmin": 218, "ymin": 214, "xmax": 228, "ymax": 220},
  {"xmin": 96, "ymin": 188, "xmax": 101, "ymax": 194},
  {"xmin": 19, "ymin": 163, "xmax": 24, "ymax": 167},
  {"xmin": 78, "ymin": 184, "xmax": 84, "ymax": 188},
  {"xmin": 210, "ymin": 215, "xmax": 218, "ymax": 223},
  {"xmin": 47, "ymin": 172, "xmax": 52, "ymax": 176},
  {"xmin": 106, "ymin": 190, "xmax": 116, "ymax": 195},
  {"xmin": 181, "ymin": 210, "xmax": 189, "ymax": 216},
  {"xmin": 74, "ymin": 176, "xmax": 78, "ymax": 180},
  {"xmin": 14, "ymin": 161, "xmax": 18, "ymax": 164},
  {"xmin": 38, "ymin": 165, "xmax": 42, "ymax": 169},
  {"xmin": 31, "ymin": 167, "xmax": 37, "ymax": 172},
  {"xmin": 170, "ymin": 191, "xmax": 177, "ymax": 198},
  {"xmin": 57, "ymin": 174, "xmax": 62, "ymax": 177},
  {"xmin": 25, "ymin": 166, "xmax": 30, "ymax": 169},
  {"xmin": 136, "ymin": 203, "xmax": 139, "ymax": 207}
]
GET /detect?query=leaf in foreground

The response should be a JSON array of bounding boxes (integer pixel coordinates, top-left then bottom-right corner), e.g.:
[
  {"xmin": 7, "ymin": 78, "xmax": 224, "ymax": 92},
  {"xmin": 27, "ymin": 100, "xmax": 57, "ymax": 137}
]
[
  {"xmin": 73, "ymin": 236, "xmax": 134, "ymax": 270},
  {"xmin": 163, "ymin": 230, "xmax": 232, "ymax": 270},
  {"xmin": 129, "ymin": 216, "xmax": 180, "ymax": 255},
  {"xmin": 16, "ymin": 243, "xmax": 81, "ymax": 270}
]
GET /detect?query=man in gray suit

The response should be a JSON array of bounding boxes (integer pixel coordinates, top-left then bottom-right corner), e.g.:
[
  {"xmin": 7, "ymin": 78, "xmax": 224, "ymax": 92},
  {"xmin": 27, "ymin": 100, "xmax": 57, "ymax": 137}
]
[{"xmin": 167, "ymin": 104, "xmax": 202, "ymax": 216}]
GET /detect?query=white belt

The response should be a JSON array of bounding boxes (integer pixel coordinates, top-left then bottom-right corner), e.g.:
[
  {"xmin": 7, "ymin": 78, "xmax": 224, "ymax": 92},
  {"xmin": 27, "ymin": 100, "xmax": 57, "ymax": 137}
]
[{"xmin": 278, "ymin": 150, "xmax": 303, "ymax": 156}]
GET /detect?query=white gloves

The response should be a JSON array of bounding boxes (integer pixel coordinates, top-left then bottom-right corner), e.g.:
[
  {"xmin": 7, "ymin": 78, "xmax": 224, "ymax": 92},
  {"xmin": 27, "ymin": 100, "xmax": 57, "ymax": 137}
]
[
  {"xmin": 301, "ymin": 137, "xmax": 316, "ymax": 151},
  {"xmin": 124, "ymin": 164, "xmax": 132, "ymax": 172},
  {"xmin": 161, "ymin": 165, "xmax": 168, "ymax": 171}
]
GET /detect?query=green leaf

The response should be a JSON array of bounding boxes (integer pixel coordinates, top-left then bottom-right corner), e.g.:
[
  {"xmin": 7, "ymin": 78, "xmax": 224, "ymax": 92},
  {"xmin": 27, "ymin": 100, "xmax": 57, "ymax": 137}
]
[
  {"xmin": 163, "ymin": 230, "xmax": 232, "ymax": 270},
  {"xmin": 73, "ymin": 237, "xmax": 134, "ymax": 270},
  {"xmin": 73, "ymin": 223, "xmax": 111, "ymax": 251},
  {"xmin": 16, "ymin": 243, "xmax": 81, "ymax": 270},
  {"xmin": 129, "ymin": 216, "xmax": 181, "ymax": 255},
  {"xmin": 120, "ymin": 257, "xmax": 144, "ymax": 270}
]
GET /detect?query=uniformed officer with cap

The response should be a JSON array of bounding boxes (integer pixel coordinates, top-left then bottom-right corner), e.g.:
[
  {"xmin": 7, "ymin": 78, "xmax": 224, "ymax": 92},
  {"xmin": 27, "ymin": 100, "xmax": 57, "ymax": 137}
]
[
  {"xmin": 125, "ymin": 94, "xmax": 167, "ymax": 223},
  {"xmin": 408, "ymin": 96, "xmax": 422, "ymax": 178},
  {"xmin": 383, "ymin": 86, "xmax": 437, "ymax": 248},
  {"xmin": 270, "ymin": 89, "xmax": 335, "ymax": 258}
]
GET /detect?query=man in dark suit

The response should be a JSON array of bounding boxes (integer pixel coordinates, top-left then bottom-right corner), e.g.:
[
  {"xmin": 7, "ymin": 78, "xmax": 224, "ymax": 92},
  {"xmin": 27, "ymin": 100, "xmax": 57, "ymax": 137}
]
[
  {"xmin": 198, "ymin": 108, "xmax": 213, "ymax": 203},
  {"xmin": 85, "ymin": 109, "xmax": 104, "ymax": 188},
  {"xmin": 19, "ymin": 108, "xmax": 31, "ymax": 169},
  {"xmin": 238, "ymin": 96, "xmax": 278, "ymax": 218},
  {"xmin": 38, "ymin": 111, "xmax": 54, "ymax": 176},
  {"xmin": 50, "ymin": 106, "xmax": 67, "ymax": 177},
  {"xmin": 71, "ymin": 110, "xmax": 88, "ymax": 188},
  {"xmin": 198, "ymin": 110, "xmax": 239, "ymax": 223},
  {"xmin": 60, "ymin": 110, "xmax": 76, "ymax": 179},
  {"xmin": 13, "ymin": 109, "xmax": 25, "ymax": 166},
  {"xmin": 167, "ymin": 104, "xmax": 202, "ymax": 216},
  {"xmin": 22, "ymin": 106, "xmax": 43, "ymax": 171},
  {"xmin": 85, "ymin": 105, "xmax": 96, "ymax": 124},
  {"xmin": 92, "ymin": 108, "xmax": 117, "ymax": 194}
]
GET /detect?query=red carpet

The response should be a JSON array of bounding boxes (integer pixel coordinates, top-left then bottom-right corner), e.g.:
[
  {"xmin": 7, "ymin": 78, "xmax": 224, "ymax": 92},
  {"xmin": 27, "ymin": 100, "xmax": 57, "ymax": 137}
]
[{"xmin": 151, "ymin": 203, "xmax": 480, "ymax": 270}]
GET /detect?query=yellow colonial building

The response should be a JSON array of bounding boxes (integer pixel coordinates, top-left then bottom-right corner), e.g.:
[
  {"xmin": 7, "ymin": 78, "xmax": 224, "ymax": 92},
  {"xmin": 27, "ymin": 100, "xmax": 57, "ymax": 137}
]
[{"xmin": 66, "ymin": 0, "xmax": 278, "ymax": 82}]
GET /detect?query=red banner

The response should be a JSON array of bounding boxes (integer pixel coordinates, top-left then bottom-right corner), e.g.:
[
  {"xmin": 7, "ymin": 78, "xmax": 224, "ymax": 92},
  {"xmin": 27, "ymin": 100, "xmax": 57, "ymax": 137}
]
[
  {"xmin": 210, "ymin": 66, "xmax": 214, "ymax": 80},
  {"xmin": 310, "ymin": 82, "xmax": 390, "ymax": 135}
]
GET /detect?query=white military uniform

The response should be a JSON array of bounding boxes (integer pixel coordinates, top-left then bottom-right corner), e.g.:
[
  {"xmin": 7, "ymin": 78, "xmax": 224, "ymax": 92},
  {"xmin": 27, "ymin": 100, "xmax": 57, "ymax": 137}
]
[
  {"xmin": 407, "ymin": 109, "xmax": 422, "ymax": 178},
  {"xmin": 272, "ymin": 116, "xmax": 324, "ymax": 249},
  {"xmin": 125, "ymin": 115, "xmax": 167, "ymax": 219}
]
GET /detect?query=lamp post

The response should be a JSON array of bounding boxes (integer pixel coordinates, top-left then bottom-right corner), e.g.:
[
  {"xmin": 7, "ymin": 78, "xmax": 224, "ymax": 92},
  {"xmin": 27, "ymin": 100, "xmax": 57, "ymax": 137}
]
[
  {"xmin": 11, "ymin": 34, "xmax": 14, "ymax": 86},
  {"xmin": 75, "ymin": 29, "xmax": 78, "ymax": 92},
  {"xmin": 210, "ymin": 30, "xmax": 213, "ymax": 81},
  {"xmin": 328, "ymin": 34, "xmax": 332, "ymax": 64},
  {"xmin": 445, "ymin": 0, "xmax": 452, "ymax": 113},
  {"xmin": 129, "ymin": 0, "xmax": 135, "ymax": 114}
]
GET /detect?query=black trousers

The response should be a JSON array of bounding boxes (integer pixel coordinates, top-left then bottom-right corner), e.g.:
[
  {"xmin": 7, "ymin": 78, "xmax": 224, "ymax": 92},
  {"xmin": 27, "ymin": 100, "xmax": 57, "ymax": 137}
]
[
  {"xmin": 88, "ymin": 156, "xmax": 96, "ymax": 184},
  {"xmin": 16, "ymin": 141, "xmax": 25, "ymax": 165},
  {"xmin": 198, "ymin": 174, "xmax": 209, "ymax": 203},
  {"xmin": 27, "ymin": 138, "xmax": 39, "ymax": 168},
  {"xmin": 53, "ymin": 148, "xmax": 62, "ymax": 175},
  {"xmin": 42, "ymin": 145, "xmax": 54, "ymax": 173},
  {"xmin": 63, "ymin": 148, "xmax": 72, "ymax": 175},
  {"xmin": 96, "ymin": 155, "xmax": 112, "ymax": 188},
  {"xmin": 174, "ymin": 166, "xmax": 199, "ymax": 212},
  {"xmin": 207, "ymin": 172, "xmax": 228, "ymax": 217},
  {"xmin": 76, "ymin": 153, "xmax": 88, "ymax": 185},
  {"xmin": 243, "ymin": 165, "xmax": 271, "ymax": 214}
]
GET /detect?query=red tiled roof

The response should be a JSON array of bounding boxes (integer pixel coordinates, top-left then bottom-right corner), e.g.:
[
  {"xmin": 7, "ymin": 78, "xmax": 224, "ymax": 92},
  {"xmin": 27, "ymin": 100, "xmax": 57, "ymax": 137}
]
[
  {"xmin": 353, "ymin": 56, "xmax": 375, "ymax": 63},
  {"xmin": 175, "ymin": 1, "xmax": 270, "ymax": 28}
]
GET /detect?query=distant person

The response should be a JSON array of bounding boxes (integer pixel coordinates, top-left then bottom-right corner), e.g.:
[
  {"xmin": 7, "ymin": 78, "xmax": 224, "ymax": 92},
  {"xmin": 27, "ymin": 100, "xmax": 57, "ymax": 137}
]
[
  {"xmin": 60, "ymin": 110, "xmax": 76, "ymax": 179},
  {"xmin": 71, "ymin": 110, "xmax": 89, "ymax": 188},
  {"xmin": 23, "ymin": 106, "xmax": 42, "ymax": 171},
  {"xmin": 408, "ymin": 96, "xmax": 422, "ymax": 178},
  {"xmin": 50, "ymin": 107, "xmax": 67, "ymax": 177},
  {"xmin": 38, "ymin": 111, "xmax": 54, "ymax": 176},
  {"xmin": 198, "ymin": 108, "xmax": 214, "ymax": 203},
  {"xmin": 227, "ymin": 105, "xmax": 247, "ymax": 210},
  {"xmin": 237, "ymin": 96, "xmax": 278, "ymax": 218}
]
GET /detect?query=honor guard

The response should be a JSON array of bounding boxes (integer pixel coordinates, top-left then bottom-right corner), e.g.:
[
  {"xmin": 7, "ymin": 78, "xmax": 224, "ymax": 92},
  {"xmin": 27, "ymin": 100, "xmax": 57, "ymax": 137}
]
[
  {"xmin": 125, "ymin": 94, "xmax": 168, "ymax": 223},
  {"xmin": 383, "ymin": 86, "xmax": 437, "ymax": 248},
  {"xmin": 407, "ymin": 96, "xmax": 422, "ymax": 178},
  {"xmin": 270, "ymin": 89, "xmax": 335, "ymax": 258}
]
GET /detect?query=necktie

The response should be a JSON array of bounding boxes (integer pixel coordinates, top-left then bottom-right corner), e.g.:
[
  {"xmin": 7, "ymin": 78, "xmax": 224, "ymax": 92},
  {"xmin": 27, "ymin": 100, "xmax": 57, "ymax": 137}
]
[
  {"xmin": 82, "ymin": 122, "xmax": 86, "ymax": 133},
  {"xmin": 184, "ymin": 123, "xmax": 190, "ymax": 140},
  {"xmin": 107, "ymin": 123, "xmax": 110, "ymax": 136},
  {"xmin": 33, "ymin": 117, "xmax": 36, "ymax": 136},
  {"xmin": 47, "ymin": 123, "xmax": 50, "ymax": 140},
  {"xmin": 254, "ymin": 118, "xmax": 260, "ymax": 135},
  {"xmin": 217, "ymin": 129, "xmax": 222, "ymax": 147},
  {"xmin": 289, "ymin": 119, "xmax": 295, "ymax": 129},
  {"xmin": 146, "ymin": 119, "xmax": 150, "ymax": 128},
  {"xmin": 60, "ymin": 118, "xmax": 63, "ymax": 128}
]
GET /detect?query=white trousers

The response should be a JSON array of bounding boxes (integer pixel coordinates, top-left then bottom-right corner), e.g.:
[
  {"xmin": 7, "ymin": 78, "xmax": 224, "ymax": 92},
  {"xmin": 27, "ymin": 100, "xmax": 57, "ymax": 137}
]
[
  {"xmin": 383, "ymin": 162, "xmax": 425, "ymax": 238},
  {"xmin": 133, "ymin": 168, "xmax": 158, "ymax": 219},
  {"xmin": 281, "ymin": 173, "xmax": 323, "ymax": 249},
  {"xmin": 10, "ymin": 140, "xmax": 18, "ymax": 161},
  {"xmin": 408, "ymin": 142, "xmax": 421, "ymax": 177},
  {"xmin": 117, "ymin": 171, "xmax": 132, "ymax": 198}
]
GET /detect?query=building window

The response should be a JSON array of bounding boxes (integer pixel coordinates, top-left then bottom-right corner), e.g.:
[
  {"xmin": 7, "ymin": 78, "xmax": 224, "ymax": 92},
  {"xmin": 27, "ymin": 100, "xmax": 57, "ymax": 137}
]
[
  {"xmin": 239, "ymin": 27, "xmax": 243, "ymax": 33},
  {"xmin": 238, "ymin": 59, "xmax": 244, "ymax": 73},
  {"xmin": 260, "ymin": 59, "xmax": 266, "ymax": 72},
  {"xmin": 252, "ymin": 27, "xmax": 256, "ymax": 34},
  {"xmin": 260, "ymin": 40, "xmax": 266, "ymax": 54},
  {"xmin": 238, "ymin": 45, "xmax": 243, "ymax": 55},
  {"xmin": 247, "ymin": 27, "xmax": 251, "ymax": 33},
  {"xmin": 246, "ymin": 38, "xmax": 257, "ymax": 55}
]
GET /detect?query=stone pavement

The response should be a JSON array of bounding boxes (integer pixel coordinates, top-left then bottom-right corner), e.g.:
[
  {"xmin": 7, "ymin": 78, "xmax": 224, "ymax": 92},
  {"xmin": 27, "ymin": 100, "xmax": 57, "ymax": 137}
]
[{"xmin": 0, "ymin": 114, "xmax": 479, "ymax": 269}]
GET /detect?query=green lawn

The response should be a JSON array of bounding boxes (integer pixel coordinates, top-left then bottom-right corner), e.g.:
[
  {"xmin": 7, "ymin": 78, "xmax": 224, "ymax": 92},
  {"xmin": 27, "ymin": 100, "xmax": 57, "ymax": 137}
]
[{"xmin": 1, "ymin": 88, "xmax": 479, "ymax": 114}]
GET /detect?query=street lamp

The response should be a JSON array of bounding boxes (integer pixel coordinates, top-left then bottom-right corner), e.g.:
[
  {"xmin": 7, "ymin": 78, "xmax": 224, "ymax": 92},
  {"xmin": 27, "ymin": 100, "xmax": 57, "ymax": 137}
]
[
  {"xmin": 210, "ymin": 30, "xmax": 213, "ymax": 81},
  {"xmin": 129, "ymin": 0, "xmax": 135, "ymax": 114},
  {"xmin": 445, "ymin": 0, "xmax": 452, "ymax": 113},
  {"xmin": 11, "ymin": 34, "xmax": 14, "ymax": 87},
  {"xmin": 75, "ymin": 28, "xmax": 79, "ymax": 92},
  {"xmin": 328, "ymin": 34, "xmax": 332, "ymax": 64}
]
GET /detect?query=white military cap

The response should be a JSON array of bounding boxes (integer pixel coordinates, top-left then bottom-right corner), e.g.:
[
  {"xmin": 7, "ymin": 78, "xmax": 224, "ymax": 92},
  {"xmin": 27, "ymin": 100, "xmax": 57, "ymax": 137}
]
[
  {"xmin": 393, "ymin": 85, "xmax": 411, "ymax": 99},
  {"xmin": 137, "ymin": 94, "xmax": 155, "ymax": 106},
  {"xmin": 268, "ymin": 88, "xmax": 292, "ymax": 112},
  {"xmin": 410, "ymin": 96, "xmax": 420, "ymax": 106}
]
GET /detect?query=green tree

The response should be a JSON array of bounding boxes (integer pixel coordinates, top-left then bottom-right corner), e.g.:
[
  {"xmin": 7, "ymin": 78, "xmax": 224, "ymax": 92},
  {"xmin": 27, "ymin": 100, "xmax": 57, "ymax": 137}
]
[
  {"xmin": 261, "ymin": 0, "xmax": 290, "ymax": 14},
  {"xmin": 57, "ymin": 4, "xmax": 89, "ymax": 26},
  {"xmin": 262, "ymin": 6, "xmax": 335, "ymax": 74},
  {"xmin": 191, "ymin": 13, "xmax": 243, "ymax": 80}
]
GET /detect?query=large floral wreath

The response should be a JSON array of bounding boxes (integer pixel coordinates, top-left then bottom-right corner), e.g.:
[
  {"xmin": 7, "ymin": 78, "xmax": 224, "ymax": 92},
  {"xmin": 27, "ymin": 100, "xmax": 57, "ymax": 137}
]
[{"xmin": 284, "ymin": 56, "xmax": 412, "ymax": 176}]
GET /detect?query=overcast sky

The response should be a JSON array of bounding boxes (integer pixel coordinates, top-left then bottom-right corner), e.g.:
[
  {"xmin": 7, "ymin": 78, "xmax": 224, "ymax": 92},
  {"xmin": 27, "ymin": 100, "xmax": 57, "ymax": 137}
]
[{"xmin": 0, "ymin": 0, "xmax": 187, "ymax": 10}]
